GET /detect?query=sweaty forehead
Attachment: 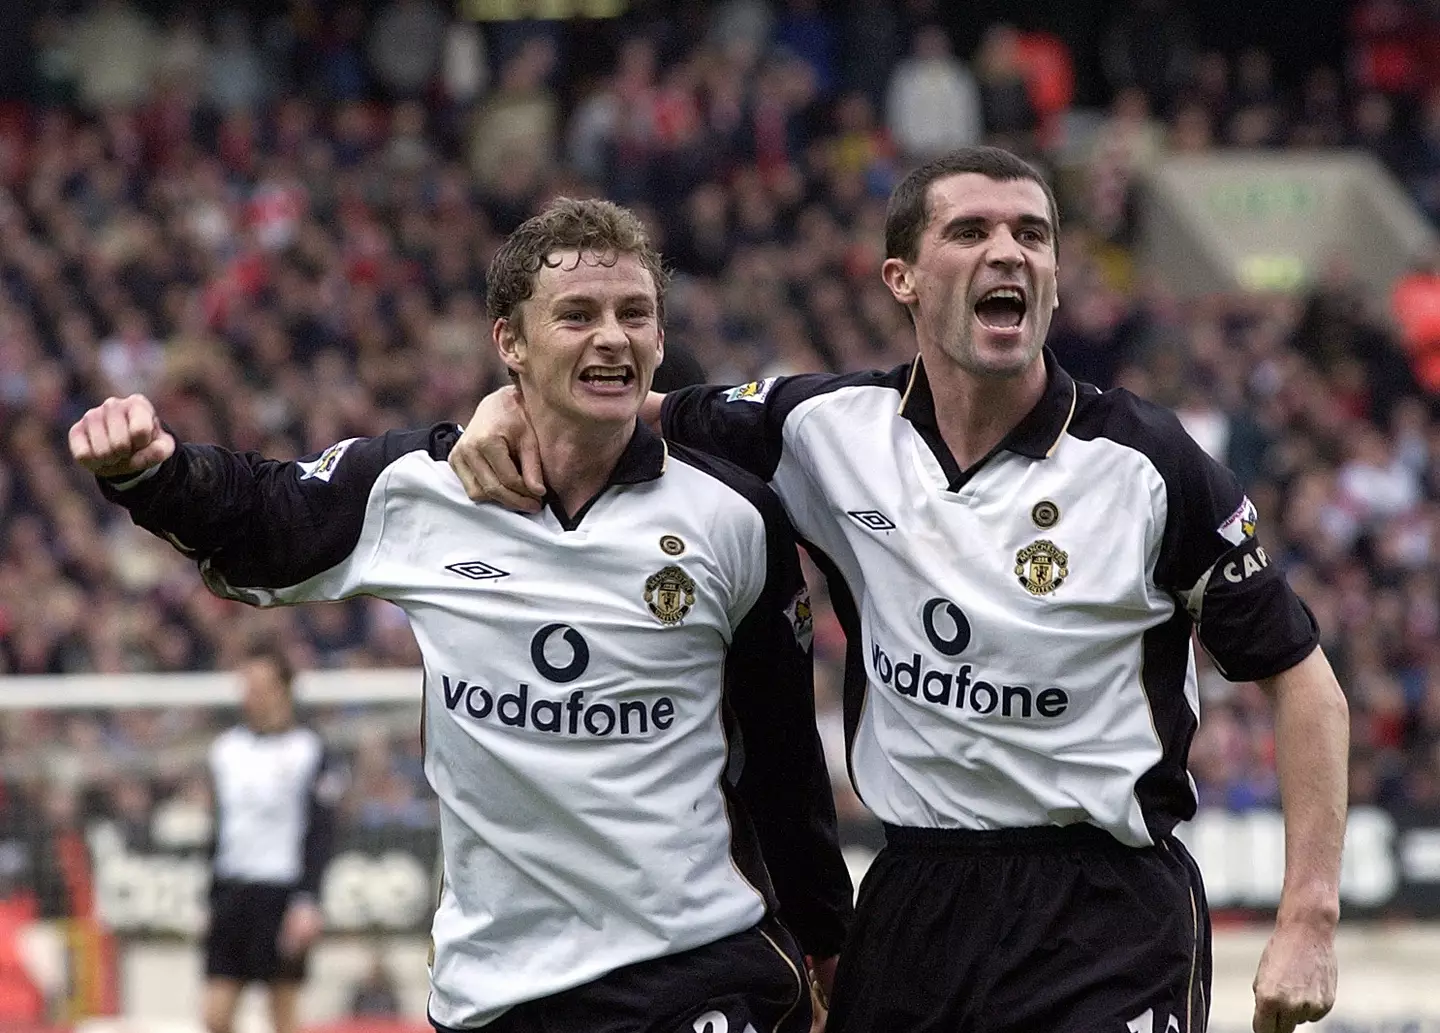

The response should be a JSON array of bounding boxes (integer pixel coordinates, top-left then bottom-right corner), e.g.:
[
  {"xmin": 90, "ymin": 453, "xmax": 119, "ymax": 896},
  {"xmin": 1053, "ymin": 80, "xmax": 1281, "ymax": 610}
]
[
  {"xmin": 925, "ymin": 173, "xmax": 1051, "ymax": 229},
  {"xmin": 531, "ymin": 250, "xmax": 657, "ymax": 304}
]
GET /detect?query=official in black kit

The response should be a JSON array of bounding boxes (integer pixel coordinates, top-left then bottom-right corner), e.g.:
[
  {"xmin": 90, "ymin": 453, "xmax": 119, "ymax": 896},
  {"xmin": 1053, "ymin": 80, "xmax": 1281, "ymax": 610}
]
[
  {"xmin": 70, "ymin": 198, "xmax": 852, "ymax": 1033},
  {"xmin": 203, "ymin": 647, "xmax": 345, "ymax": 1033},
  {"xmin": 450, "ymin": 149, "xmax": 1350, "ymax": 1033}
]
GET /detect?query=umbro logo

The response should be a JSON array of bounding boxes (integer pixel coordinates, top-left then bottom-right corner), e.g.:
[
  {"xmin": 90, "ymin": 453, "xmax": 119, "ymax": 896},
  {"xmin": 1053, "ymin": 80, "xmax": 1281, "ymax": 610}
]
[
  {"xmin": 848, "ymin": 510, "xmax": 896, "ymax": 532},
  {"xmin": 445, "ymin": 560, "xmax": 510, "ymax": 581}
]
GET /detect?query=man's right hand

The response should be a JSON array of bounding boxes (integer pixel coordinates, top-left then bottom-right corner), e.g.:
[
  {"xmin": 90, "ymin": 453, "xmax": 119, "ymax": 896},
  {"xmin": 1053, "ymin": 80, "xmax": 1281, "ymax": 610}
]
[
  {"xmin": 448, "ymin": 386, "xmax": 545, "ymax": 511},
  {"xmin": 68, "ymin": 394, "xmax": 176, "ymax": 478}
]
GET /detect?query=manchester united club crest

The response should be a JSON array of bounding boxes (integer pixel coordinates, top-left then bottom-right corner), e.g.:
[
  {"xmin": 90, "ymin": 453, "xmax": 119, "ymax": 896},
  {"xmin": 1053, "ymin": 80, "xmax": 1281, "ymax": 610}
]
[
  {"xmin": 644, "ymin": 565, "xmax": 696, "ymax": 624},
  {"xmin": 1014, "ymin": 539, "xmax": 1069, "ymax": 595}
]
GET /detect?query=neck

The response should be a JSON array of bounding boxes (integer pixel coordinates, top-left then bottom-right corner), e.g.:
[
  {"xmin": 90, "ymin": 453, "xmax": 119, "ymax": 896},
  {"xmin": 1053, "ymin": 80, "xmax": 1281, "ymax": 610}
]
[
  {"xmin": 530, "ymin": 409, "xmax": 634, "ymax": 516},
  {"xmin": 920, "ymin": 344, "xmax": 1048, "ymax": 470}
]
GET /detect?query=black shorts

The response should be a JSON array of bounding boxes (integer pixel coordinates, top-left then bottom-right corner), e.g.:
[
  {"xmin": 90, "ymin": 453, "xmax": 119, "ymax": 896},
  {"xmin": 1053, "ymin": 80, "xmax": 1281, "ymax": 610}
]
[
  {"xmin": 205, "ymin": 880, "xmax": 308, "ymax": 985},
  {"xmin": 432, "ymin": 918, "xmax": 810, "ymax": 1033},
  {"xmin": 827, "ymin": 824, "xmax": 1211, "ymax": 1033}
]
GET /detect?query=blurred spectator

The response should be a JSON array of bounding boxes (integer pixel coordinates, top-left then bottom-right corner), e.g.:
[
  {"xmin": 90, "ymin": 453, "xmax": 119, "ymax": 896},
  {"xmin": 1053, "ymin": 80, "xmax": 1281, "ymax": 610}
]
[
  {"xmin": 775, "ymin": 0, "xmax": 839, "ymax": 98},
  {"xmin": 839, "ymin": 0, "xmax": 902, "ymax": 106},
  {"xmin": 1227, "ymin": 47, "xmax": 1283, "ymax": 147},
  {"xmin": 747, "ymin": 54, "xmax": 822, "ymax": 179},
  {"xmin": 156, "ymin": 9, "xmax": 209, "ymax": 94},
  {"xmin": 1100, "ymin": 0, "xmax": 1198, "ymax": 114},
  {"xmin": 442, "ymin": 19, "xmax": 489, "ymax": 110},
  {"xmin": 98, "ymin": 310, "xmax": 164, "ymax": 397},
  {"xmin": 30, "ymin": 15, "xmax": 79, "ymax": 110},
  {"xmin": 207, "ymin": 10, "xmax": 267, "ymax": 115},
  {"xmin": 367, "ymin": 0, "xmax": 447, "ymax": 102},
  {"xmin": 1290, "ymin": 66, "xmax": 1348, "ymax": 148},
  {"xmin": 469, "ymin": 38, "xmax": 558, "ymax": 199},
  {"xmin": 884, "ymin": 25, "xmax": 981, "ymax": 162},
  {"xmin": 1391, "ymin": 251, "xmax": 1440, "ymax": 391},
  {"xmin": 670, "ymin": 182, "xmax": 733, "ymax": 277},
  {"xmin": 1337, "ymin": 426, "xmax": 1423, "ymax": 528},
  {"xmin": 709, "ymin": 0, "xmax": 773, "ymax": 73},
  {"xmin": 1014, "ymin": 30, "xmax": 1074, "ymax": 146},
  {"xmin": 1085, "ymin": 87, "xmax": 1163, "ymax": 243},
  {"xmin": 974, "ymin": 25, "xmax": 1038, "ymax": 148},
  {"xmin": 69, "ymin": 0, "xmax": 159, "ymax": 112},
  {"xmin": 1350, "ymin": 90, "xmax": 1410, "ymax": 176},
  {"xmin": 1407, "ymin": 89, "xmax": 1440, "ymax": 224},
  {"xmin": 318, "ymin": 3, "xmax": 370, "ymax": 103},
  {"xmin": 1349, "ymin": 0, "xmax": 1424, "ymax": 98},
  {"xmin": 1183, "ymin": 50, "xmax": 1233, "ymax": 125},
  {"xmin": 826, "ymin": 91, "xmax": 894, "ymax": 194}
]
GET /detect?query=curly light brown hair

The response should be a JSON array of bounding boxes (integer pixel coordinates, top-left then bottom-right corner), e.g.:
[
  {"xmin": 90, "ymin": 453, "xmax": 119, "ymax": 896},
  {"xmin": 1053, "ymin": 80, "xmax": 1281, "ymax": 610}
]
[{"xmin": 485, "ymin": 197, "xmax": 670, "ymax": 331}]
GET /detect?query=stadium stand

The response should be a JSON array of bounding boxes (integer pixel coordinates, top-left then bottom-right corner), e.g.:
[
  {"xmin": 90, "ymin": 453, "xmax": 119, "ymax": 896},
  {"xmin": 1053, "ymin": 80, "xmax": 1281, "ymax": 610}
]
[{"xmin": 4, "ymin": 0, "xmax": 1440, "ymax": 1029}]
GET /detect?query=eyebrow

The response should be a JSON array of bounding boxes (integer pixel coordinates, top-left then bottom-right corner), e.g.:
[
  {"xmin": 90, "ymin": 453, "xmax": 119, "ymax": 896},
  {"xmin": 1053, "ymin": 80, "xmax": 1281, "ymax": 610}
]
[
  {"xmin": 548, "ymin": 293, "xmax": 656, "ymax": 310},
  {"xmin": 940, "ymin": 214, "xmax": 1053, "ymax": 238}
]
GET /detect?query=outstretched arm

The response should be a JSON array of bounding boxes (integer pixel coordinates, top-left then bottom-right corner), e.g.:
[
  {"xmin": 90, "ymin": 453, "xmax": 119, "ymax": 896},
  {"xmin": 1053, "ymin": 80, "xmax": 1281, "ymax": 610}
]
[
  {"xmin": 70, "ymin": 394, "xmax": 454, "ymax": 605},
  {"xmin": 1250, "ymin": 646, "xmax": 1347, "ymax": 1033}
]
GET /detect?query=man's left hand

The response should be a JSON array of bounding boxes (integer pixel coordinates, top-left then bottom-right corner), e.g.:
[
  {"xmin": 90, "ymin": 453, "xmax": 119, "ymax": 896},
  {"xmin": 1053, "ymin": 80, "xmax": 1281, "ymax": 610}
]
[
  {"xmin": 277, "ymin": 897, "xmax": 325, "ymax": 959},
  {"xmin": 1251, "ymin": 920, "xmax": 1337, "ymax": 1033},
  {"xmin": 808, "ymin": 955, "xmax": 838, "ymax": 1033}
]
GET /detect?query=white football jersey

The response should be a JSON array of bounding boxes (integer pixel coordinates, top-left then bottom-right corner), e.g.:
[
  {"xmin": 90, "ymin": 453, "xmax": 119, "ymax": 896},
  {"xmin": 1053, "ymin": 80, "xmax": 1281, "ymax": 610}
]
[
  {"xmin": 663, "ymin": 351, "xmax": 1318, "ymax": 847},
  {"xmin": 209, "ymin": 724, "xmax": 340, "ymax": 888},
  {"xmin": 101, "ymin": 421, "xmax": 851, "ymax": 1029}
]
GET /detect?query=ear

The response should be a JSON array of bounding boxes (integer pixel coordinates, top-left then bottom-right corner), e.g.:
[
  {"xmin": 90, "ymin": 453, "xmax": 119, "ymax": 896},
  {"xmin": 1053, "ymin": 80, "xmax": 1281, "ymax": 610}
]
[
  {"xmin": 494, "ymin": 317, "xmax": 525, "ymax": 377},
  {"xmin": 882, "ymin": 257, "xmax": 917, "ymax": 307},
  {"xmin": 654, "ymin": 324, "xmax": 665, "ymax": 367}
]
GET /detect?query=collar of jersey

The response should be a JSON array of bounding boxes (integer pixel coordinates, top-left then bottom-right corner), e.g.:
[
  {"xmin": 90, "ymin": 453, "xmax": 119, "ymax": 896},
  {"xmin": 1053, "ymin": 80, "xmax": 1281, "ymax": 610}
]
[
  {"xmin": 539, "ymin": 419, "xmax": 668, "ymax": 529},
  {"xmin": 609, "ymin": 418, "xmax": 667, "ymax": 484},
  {"xmin": 898, "ymin": 347, "xmax": 1078, "ymax": 460},
  {"xmin": 540, "ymin": 419, "xmax": 666, "ymax": 497}
]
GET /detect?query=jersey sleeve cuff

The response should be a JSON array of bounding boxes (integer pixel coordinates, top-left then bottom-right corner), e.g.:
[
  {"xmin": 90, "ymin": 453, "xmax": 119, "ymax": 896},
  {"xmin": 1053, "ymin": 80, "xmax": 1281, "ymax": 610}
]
[{"xmin": 100, "ymin": 463, "xmax": 166, "ymax": 491}]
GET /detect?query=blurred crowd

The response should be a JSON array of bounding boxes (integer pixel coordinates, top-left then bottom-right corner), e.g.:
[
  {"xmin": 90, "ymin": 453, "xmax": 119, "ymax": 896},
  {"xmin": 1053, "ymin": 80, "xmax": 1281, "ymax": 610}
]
[{"xmin": 3, "ymin": 0, "xmax": 1440, "ymax": 865}]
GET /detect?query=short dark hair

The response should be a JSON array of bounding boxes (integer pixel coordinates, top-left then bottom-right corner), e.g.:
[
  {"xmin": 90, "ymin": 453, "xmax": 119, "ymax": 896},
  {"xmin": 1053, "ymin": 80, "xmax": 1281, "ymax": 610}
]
[
  {"xmin": 486, "ymin": 197, "xmax": 670, "ymax": 328},
  {"xmin": 884, "ymin": 147, "xmax": 1060, "ymax": 263},
  {"xmin": 245, "ymin": 643, "xmax": 295, "ymax": 696}
]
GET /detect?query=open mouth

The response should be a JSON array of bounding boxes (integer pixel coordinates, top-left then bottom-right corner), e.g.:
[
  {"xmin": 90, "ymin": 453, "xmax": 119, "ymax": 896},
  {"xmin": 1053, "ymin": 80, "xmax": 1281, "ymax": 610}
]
[
  {"xmin": 579, "ymin": 365, "xmax": 635, "ymax": 387},
  {"xmin": 974, "ymin": 287, "xmax": 1027, "ymax": 331}
]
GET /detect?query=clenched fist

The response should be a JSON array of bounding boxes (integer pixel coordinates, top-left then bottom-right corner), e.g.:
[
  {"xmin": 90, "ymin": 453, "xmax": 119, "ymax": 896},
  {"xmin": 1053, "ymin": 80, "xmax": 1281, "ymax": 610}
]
[{"xmin": 68, "ymin": 394, "xmax": 176, "ymax": 479}]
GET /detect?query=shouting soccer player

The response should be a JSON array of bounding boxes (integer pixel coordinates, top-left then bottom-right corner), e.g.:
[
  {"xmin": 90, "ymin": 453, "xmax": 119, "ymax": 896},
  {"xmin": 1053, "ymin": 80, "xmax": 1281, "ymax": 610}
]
[{"xmin": 71, "ymin": 198, "xmax": 852, "ymax": 1033}]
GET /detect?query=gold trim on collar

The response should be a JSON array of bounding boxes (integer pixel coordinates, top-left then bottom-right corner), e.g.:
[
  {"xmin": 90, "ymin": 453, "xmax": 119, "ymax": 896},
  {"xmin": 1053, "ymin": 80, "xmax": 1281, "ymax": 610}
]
[
  {"xmin": 898, "ymin": 356, "xmax": 923, "ymax": 415},
  {"xmin": 1045, "ymin": 379, "xmax": 1078, "ymax": 458}
]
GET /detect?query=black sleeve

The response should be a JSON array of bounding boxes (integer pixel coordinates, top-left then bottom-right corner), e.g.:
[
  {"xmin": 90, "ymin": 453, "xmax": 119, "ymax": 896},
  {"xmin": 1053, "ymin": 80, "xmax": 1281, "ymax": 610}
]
[
  {"xmin": 1151, "ymin": 417, "xmax": 1319, "ymax": 682},
  {"xmin": 724, "ymin": 485, "xmax": 854, "ymax": 958},
  {"xmin": 97, "ymin": 424, "xmax": 459, "ymax": 603},
  {"xmin": 297, "ymin": 745, "xmax": 347, "ymax": 900},
  {"xmin": 661, "ymin": 375, "xmax": 833, "ymax": 480}
]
